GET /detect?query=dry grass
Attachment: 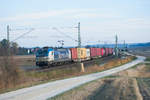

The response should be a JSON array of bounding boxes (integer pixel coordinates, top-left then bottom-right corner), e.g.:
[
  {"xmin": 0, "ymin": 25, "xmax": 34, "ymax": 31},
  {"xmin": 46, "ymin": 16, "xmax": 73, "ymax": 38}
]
[
  {"xmin": 114, "ymin": 63, "xmax": 150, "ymax": 78},
  {"xmin": 84, "ymin": 56, "xmax": 135, "ymax": 74},
  {"xmin": 50, "ymin": 78, "xmax": 140, "ymax": 100},
  {"xmin": 13, "ymin": 55, "xmax": 35, "ymax": 66},
  {"xmin": 0, "ymin": 56, "xmax": 135, "ymax": 94},
  {"xmin": 50, "ymin": 80, "xmax": 104, "ymax": 100},
  {"xmin": 26, "ymin": 56, "xmax": 134, "ymax": 83},
  {"xmin": 0, "ymin": 56, "xmax": 22, "ymax": 92}
]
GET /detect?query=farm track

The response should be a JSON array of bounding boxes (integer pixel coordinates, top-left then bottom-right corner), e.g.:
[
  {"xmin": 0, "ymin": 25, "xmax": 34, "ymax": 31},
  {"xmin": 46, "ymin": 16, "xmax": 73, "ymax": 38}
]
[{"xmin": 29, "ymin": 55, "xmax": 115, "ymax": 72}]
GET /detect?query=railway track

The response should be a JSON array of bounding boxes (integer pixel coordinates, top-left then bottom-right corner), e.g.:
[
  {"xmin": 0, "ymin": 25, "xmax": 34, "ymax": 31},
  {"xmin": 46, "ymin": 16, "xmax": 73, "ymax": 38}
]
[{"xmin": 24, "ymin": 55, "xmax": 115, "ymax": 72}]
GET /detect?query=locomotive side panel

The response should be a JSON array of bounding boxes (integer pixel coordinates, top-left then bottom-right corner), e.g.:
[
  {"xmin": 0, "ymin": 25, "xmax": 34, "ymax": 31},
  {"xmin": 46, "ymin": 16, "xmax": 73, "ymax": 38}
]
[{"xmin": 54, "ymin": 48, "xmax": 71, "ymax": 62}]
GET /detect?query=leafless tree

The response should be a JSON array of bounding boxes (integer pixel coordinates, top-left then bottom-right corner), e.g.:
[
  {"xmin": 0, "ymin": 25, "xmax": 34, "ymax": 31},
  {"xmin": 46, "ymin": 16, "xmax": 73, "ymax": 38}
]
[{"xmin": 0, "ymin": 39, "xmax": 21, "ymax": 89}]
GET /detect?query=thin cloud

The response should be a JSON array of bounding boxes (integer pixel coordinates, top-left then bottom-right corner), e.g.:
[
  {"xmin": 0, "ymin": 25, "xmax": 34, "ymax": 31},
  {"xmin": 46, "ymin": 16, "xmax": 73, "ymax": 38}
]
[
  {"xmin": 65, "ymin": 13, "xmax": 120, "ymax": 19},
  {"xmin": 0, "ymin": 9, "xmax": 121, "ymax": 22},
  {"xmin": 0, "ymin": 9, "xmax": 99, "ymax": 22}
]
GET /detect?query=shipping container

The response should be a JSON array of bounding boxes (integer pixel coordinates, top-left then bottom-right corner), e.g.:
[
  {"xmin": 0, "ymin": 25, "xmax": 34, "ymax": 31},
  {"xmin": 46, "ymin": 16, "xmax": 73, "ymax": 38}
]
[
  {"xmin": 111, "ymin": 48, "xmax": 113, "ymax": 55},
  {"xmin": 108, "ymin": 48, "xmax": 110, "ymax": 55},
  {"xmin": 90, "ymin": 48, "xmax": 97, "ymax": 58},
  {"xmin": 109, "ymin": 48, "xmax": 113, "ymax": 55},
  {"xmin": 70, "ymin": 48, "xmax": 88, "ymax": 61},
  {"xmin": 99, "ymin": 48, "xmax": 102, "ymax": 57},
  {"xmin": 96, "ymin": 48, "xmax": 101, "ymax": 57},
  {"xmin": 70, "ymin": 48, "xmax": 78, "ymax": 61},
  {"xmin": 105, "ymin": 48, "xmax": 109, "ymax": 56},
  {"xmin": 101, "ymin": 48, "xmax": 104, "ymax": 57},
  {"xmin": 107, "ymin": 48, "xmax": 109, "ymax": 56},
  {"xmin": 86, "ymin": 48, "xmax": 91, "ymax": 60},
  {"xmin": 77, "ymin": 48, "xmax": 87, "ymax": 60}
]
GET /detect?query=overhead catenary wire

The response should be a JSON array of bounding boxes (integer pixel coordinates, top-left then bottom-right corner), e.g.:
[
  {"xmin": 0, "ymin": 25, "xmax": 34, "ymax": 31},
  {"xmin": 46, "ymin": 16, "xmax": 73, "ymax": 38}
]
[
  {"xmin": 6, "ymin": 25, "xmax": 119, "ymax": 47},
  {"xmin": 10, "ymin": 26, "xmax": 78, "ymax": 43},
  {"xmin": 52, "ymin": 27, "xmax": 78, "ymax": 42},
  {"xmin": 12, "ymin": 28, "xmax": 34, "ymax": 42}
]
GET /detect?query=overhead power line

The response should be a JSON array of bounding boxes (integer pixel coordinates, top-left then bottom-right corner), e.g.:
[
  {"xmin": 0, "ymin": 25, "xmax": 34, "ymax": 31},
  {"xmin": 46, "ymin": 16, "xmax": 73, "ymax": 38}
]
[{"xmin": 10, "ymin": 28, "xmax": 33, "ymax": 31}]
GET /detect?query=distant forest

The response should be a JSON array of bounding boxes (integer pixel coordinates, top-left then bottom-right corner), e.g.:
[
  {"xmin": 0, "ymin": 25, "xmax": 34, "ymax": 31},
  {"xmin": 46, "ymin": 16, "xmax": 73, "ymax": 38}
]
[
  {"xmin": 0, "ymin": 39, "xmax": 149, "ymax": 56},
  {"xmin": 0, "ymin": 39, "xmax": 38, "ymax": 55}
]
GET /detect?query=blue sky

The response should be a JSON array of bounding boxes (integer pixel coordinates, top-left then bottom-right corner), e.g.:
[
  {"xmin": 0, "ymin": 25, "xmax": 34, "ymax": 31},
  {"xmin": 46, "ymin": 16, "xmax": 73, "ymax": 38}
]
[{"xmin": 0, "ymin": 0, "xmax": 150, "ymax": 47}]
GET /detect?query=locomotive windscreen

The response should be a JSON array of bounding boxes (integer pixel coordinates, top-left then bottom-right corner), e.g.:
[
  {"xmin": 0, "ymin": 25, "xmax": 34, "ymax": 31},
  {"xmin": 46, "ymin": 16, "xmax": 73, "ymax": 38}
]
[{"xmin": 36, "ymin": 49, "xmax": 48, "ymax": 57}]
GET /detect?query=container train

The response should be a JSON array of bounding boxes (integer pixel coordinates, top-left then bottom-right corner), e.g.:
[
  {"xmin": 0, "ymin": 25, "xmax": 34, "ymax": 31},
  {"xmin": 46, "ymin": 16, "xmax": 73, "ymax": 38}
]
[{"xmin": 36, "ymin": 47, "xmax": 114, "ymax": 67}]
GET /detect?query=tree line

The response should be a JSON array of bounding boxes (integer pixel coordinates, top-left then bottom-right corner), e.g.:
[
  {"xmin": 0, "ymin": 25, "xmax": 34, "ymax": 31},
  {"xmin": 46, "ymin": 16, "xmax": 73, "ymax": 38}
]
[{"xmin": 0, "ymin": 39, "xmax": 36, "ymax": 56}]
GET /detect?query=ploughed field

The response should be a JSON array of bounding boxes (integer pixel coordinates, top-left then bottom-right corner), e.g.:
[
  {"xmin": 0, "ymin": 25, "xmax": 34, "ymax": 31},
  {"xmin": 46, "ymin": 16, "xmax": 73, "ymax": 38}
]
[
  {"xmin": 129, "ymin": 47, "xmax": 150, "ymax": 57},
  {"xmin": 50, "ymin": 63, "xmax": 150, "ymax": 100}
]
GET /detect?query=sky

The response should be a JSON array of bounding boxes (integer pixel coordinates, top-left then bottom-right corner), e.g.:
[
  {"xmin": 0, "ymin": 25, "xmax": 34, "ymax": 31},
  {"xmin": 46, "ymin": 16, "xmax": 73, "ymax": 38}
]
[{"xmin": 0, "ymin": 0, "xmax": 150, "ymax": 47}]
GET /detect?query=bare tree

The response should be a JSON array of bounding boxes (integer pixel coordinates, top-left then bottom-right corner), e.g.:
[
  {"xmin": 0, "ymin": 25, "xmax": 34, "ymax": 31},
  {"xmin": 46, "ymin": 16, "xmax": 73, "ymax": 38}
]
[{"xmin": 0, "ymin": 39, "xmax": 21, "ymax": 89}]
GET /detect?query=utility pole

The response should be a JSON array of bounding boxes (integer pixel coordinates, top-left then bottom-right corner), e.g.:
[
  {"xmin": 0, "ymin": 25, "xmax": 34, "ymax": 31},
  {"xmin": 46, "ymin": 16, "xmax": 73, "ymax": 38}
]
[
  {"xmin": 7, "ymin": 25, "xmax": 9, "ymax": 43},
  {"xmin": 115, "ymin": 35, "xmax": 118, "ymax": 57},
  {"xmin": 77, "ymin": 22, "xmax": 81, "ymax": 62},
  {"xmin": 78, "ymin": 22, "xmax": 81, "ymax": 47},
  {"xmin": 77, "ymin": 22, "xmax": 84, "ymax": 72},
  {"xmin": 124, "ymin": 40, "xmax": 126, "ymax": 51},
  {"xmin": 7, "ymin": 25, "xmax": 10, "ymax": 56}
]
